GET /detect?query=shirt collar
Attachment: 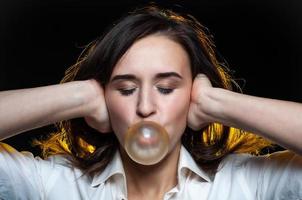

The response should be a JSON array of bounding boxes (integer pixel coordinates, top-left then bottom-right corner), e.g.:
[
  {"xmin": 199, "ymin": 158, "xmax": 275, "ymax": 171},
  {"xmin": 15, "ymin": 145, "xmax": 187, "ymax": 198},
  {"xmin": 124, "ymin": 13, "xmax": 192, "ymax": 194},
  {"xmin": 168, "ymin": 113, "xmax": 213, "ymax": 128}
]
[
  {"xmin": 91, "ymin": 150, "xmax": 126, "ymax": 187},
  {"xmin": 91, "ymin": 145, "xmax": 212, "ymax": 188},
  {"xmin": 178, "ymin": 145, "xmax": 212, "ymax": 183}
]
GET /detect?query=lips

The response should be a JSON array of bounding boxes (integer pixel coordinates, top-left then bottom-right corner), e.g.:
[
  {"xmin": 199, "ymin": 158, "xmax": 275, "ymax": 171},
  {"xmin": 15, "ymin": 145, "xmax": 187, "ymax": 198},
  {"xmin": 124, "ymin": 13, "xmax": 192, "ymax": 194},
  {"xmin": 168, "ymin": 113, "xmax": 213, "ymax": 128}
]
[{"xmin": 136, "ymin": 133, "xmax": 160, "ymax": 147}]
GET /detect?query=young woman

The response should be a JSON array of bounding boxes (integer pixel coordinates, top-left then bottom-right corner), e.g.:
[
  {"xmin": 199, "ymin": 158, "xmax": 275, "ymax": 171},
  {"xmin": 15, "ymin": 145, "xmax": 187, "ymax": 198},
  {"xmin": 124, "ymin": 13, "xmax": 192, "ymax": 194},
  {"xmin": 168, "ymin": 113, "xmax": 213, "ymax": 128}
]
[{"xmin": 0, "ymin": 5, "xmax": 301, "ymax": 200}]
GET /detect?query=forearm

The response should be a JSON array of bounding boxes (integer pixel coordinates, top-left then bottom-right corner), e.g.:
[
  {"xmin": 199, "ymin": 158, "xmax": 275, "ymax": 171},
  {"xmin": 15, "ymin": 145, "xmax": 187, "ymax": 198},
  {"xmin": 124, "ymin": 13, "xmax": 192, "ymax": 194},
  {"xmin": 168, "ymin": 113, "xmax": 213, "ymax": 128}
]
[
  {"xmin": 206, "ymin": 88, "xmax": 302, "ymax": 154},
  {"xmin": 0, "ymin": 80, "xmax": 93, "ymax": 140}
]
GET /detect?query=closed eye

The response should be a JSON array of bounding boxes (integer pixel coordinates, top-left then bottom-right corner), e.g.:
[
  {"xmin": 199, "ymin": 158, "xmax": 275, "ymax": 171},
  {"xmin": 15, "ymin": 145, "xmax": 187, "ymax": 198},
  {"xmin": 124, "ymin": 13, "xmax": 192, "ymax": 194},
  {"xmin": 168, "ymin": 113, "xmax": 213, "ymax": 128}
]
[
  {"xmin": 157, "ymin": 87, "xmax": 174, "ymax": 94},
  {"xmin": 118, "ymin": 88, "xmax": 136, "ymax": 96},
  {"xmin": 117, "ymin": 87, "xmax": 174, "ymax": 96}
]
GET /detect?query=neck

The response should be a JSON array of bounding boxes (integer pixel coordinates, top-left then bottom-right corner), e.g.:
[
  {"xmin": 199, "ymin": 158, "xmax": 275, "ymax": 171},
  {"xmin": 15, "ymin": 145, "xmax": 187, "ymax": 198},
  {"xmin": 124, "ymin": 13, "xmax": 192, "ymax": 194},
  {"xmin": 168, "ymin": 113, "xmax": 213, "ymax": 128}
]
[{"xmin": 120, "ymin": 143, "xmax": 181, "ymax": 200}]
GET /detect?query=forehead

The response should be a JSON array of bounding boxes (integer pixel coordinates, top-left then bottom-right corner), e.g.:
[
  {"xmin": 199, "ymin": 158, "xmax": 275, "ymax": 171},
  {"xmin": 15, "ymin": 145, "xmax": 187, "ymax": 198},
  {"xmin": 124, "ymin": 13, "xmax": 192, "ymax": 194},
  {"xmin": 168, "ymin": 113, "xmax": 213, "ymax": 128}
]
[{"xmin": 110, "ymin": 35, "xmax": 191, "ymax": 78}]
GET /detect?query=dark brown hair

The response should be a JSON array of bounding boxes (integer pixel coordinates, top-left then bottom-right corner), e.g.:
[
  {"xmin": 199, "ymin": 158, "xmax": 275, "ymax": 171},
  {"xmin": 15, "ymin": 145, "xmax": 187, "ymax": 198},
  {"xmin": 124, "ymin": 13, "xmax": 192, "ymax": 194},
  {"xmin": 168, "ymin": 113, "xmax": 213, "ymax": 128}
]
[{"xmin": 35, "ymin": 5, "xmax": 270, "ymax": 176}]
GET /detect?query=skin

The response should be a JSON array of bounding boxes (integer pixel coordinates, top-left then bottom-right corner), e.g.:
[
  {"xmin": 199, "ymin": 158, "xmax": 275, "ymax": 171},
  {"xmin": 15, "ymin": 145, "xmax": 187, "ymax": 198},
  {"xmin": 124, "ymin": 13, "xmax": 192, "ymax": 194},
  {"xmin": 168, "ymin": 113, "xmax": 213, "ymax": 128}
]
[
  {"xmin": 105, "ymin": 35, "xmax": 192, "ymax": 155},
  {"xmin": 1, "ymin": 26, "xmax": 302, "ymax": 200},
  {"xmin": 104, "ymin": 35, "xmax": 193, "ymax": 199}
]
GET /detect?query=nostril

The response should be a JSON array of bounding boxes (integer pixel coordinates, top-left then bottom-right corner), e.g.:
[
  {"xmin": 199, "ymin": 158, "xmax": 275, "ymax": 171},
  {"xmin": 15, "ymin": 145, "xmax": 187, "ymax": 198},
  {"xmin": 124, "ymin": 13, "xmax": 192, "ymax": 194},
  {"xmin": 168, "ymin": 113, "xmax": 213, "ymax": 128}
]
[
  {"xmin": 136, "ymin": 107, "xmax": 156, "ymax": 118},
  {"xmin": 136, "ymin": 90, "xmax": 156, "ymax": 118},
  {"xmin": 136, "ymin": 110, "xmax": 151, "ymax": 118}
]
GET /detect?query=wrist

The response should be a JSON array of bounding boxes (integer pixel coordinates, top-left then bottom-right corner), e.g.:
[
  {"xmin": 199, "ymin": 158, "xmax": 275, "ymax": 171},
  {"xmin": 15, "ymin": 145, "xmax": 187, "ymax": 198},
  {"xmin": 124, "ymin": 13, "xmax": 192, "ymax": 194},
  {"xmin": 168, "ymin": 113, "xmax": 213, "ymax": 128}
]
[
  {"xmin": 74, "ymin": 79, "xmax": 100, "ymax": 117},
  {"xmin": 202, "ymin": 87, "xmax": 233, "ymax": 125}
]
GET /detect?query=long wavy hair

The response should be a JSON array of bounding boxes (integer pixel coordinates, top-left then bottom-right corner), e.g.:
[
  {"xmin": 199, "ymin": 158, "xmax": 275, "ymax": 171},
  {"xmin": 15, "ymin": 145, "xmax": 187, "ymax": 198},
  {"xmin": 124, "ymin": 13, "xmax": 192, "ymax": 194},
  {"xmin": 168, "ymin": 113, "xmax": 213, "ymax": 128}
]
[{"xmin": 34, "ymin": 5, "xmax": 270, "ymax": 176}]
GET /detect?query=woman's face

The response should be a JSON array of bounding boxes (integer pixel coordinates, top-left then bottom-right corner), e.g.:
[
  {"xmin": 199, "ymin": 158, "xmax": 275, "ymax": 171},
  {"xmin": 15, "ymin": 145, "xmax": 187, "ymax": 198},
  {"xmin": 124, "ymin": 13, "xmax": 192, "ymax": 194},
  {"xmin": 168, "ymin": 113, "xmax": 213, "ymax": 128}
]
[{"xmin": 105, "ymin": 34, "xmax": 192, "ymax": 153}]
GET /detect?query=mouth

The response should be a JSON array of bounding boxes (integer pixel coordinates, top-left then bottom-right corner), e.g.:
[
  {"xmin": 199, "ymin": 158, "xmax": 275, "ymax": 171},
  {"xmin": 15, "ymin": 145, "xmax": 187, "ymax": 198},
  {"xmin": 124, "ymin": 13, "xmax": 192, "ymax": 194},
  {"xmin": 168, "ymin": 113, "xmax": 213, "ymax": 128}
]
[
  {"xmin": 136, "ymin": 131, "xmax": 160, "ymax": 146},
  {"xmin": 123, "ymin": 120, "xmax": 170, "ymax": 165}
]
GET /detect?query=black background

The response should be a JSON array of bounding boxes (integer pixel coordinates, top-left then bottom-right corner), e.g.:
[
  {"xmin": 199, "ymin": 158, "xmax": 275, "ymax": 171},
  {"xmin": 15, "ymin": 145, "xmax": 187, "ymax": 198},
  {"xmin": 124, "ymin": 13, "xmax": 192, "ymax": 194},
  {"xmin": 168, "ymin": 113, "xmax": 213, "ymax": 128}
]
[{"xmin": 1, "ymin": 0, "xmax": 302, "ymax": 155}]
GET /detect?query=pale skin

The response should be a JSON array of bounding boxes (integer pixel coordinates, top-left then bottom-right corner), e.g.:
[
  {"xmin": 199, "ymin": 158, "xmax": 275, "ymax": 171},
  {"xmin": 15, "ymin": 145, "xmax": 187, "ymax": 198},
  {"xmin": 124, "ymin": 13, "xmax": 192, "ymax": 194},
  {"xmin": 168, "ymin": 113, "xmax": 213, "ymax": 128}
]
[{"xmin": 0, "ymin": 35, "xmax": 302, "ymax": 200}]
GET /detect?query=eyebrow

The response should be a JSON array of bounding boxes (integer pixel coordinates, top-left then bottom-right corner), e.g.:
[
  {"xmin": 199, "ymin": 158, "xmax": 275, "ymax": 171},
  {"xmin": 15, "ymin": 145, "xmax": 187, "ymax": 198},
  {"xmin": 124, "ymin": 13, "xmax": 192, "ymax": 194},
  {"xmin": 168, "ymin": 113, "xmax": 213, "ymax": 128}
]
[{"xmin": 110, "ymin": 72, "xmax": 183, "ymax": 83}]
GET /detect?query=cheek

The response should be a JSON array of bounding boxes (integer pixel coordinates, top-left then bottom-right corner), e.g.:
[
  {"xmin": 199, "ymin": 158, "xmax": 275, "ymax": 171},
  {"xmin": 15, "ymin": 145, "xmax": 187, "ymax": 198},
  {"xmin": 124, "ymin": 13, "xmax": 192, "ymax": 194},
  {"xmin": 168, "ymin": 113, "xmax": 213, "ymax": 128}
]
[
  {"xmin": 164, "ymin": 96, "xmax": 189, "ymax": 123},
  {"xmin": 163, "ymin": 89, "xmax": 191, "ymax": 144},
  {"xmin": 105, "ymin": 93, "xmax": 133, "ymax": 143}
]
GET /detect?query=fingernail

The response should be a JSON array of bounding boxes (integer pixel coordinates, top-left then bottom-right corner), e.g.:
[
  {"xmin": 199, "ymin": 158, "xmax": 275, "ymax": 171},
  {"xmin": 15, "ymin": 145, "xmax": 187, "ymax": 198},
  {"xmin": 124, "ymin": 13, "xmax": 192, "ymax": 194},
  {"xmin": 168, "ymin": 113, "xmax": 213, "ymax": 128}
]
[{"xmin": 196, "ymin": 73, "xmax": 206, "ymax": 78}]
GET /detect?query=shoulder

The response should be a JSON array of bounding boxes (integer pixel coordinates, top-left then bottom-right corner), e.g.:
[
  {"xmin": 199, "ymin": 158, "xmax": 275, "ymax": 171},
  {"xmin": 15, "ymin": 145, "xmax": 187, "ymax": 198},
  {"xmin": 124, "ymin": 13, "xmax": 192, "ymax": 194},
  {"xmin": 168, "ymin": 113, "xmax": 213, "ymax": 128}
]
[
  {"xmin": 0, "ymin": 143, "xmax": 91, "ymax": 199},
  {"xmin": 0, "ymin": 142, "xmax": 71, "ymax": 199},
  {"xmin": 217, "ymin": 150, "xmax": 302, "ymax": 184},
  {"xmin": 0, "ymin": 142, "xmax": 71, "ymax": 166},
  {"xmin": 0, "ymin": 142, "xmax": 84, "ymax": 182},
  {"xmin": 0, "ymin": 142, "xmax": 77, "ymax": 179},
  {"xmin": 214, "ymin": 151, "xmax": 302, "ymax": 199},
  {"xmin": 220, "ymin": 150, "xmax": 302, "ymax": 171}
]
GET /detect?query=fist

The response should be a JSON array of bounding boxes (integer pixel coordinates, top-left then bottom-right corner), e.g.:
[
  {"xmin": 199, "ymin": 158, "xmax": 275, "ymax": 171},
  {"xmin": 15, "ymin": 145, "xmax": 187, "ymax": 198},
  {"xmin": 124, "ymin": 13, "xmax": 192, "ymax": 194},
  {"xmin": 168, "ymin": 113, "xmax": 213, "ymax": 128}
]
[
  {"xmin": 187, "ymin": 74, "xmax": 213, "ymax": 130},
  {"xmin": 84, "ymin": 79, "xmax": 112, "ymax": 133}
]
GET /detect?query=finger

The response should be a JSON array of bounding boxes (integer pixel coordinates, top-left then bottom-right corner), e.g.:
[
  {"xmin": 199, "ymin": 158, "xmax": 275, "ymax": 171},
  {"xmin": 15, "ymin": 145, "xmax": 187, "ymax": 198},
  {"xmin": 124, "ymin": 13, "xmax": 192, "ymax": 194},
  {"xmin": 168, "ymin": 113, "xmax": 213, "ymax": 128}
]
[
  {"xmin": 194, "ymin": 73, "xmax": 212, "ymax": 88},
  {"xmin": 187, "ymin": 103, "xmax": 210, "ymax": 130},
  {"xmin": 191, "ymin": 74, "xmax": 212, "ymax": 100}
]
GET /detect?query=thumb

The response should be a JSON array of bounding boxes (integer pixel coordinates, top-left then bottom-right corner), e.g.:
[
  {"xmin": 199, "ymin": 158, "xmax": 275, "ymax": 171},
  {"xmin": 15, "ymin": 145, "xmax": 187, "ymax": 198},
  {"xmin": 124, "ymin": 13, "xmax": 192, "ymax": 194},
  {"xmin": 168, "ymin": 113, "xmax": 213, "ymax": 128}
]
[
  {"xmin": 190, "ymin": 73, "xmax": 212, "ymax": 104},
  {"xmin": 194, "ymin": 73, "xmax": 212, "ymax": 88}
]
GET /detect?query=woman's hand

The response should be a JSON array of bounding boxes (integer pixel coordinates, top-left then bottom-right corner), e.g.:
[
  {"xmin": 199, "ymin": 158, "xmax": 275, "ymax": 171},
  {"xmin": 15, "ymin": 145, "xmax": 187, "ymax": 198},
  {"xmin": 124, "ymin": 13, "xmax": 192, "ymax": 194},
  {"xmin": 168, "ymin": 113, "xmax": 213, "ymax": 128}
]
[
  {"xmin": 84, "ymin": 79, "xmax": 112, "ymax": 133},
  {"xmin": 187, "ymin": 73, "xmax": 302, "ymax": 154},
  {"xmin": 187, "ymin": 74, "xmax": 216, "ymax": 130},
  {"xmin": 0, "ymin": 80, "xmax": 112, "ymax": 139},
  {"xmin": 0, "ymin": 79, "xmax": 112, "ymax": 139}
]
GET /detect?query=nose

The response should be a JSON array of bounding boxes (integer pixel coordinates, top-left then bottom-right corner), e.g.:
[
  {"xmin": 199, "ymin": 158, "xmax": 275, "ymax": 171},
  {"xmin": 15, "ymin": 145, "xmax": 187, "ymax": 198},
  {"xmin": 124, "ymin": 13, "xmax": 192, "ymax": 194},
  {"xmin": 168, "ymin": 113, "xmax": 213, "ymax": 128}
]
[{"xmin": 136, "ymin": 87, "xmax": 156, "ymax": 118}]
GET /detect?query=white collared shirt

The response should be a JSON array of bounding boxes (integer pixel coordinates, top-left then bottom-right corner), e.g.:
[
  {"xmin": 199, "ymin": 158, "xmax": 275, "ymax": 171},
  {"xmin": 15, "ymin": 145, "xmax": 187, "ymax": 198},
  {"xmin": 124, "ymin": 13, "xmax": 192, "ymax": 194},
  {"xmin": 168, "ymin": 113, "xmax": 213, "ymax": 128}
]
[{"xmin": 0, "ymin": 142, "xmax": 301, "ymax": 200}]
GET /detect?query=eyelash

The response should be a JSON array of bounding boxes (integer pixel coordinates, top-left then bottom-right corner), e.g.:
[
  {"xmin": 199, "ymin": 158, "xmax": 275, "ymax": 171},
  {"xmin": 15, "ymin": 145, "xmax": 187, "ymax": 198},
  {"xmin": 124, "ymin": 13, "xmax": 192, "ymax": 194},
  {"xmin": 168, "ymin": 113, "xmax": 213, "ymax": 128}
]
[{"xmin": 118, "ymin": 88, "xmax": 174, "ymax": 96}]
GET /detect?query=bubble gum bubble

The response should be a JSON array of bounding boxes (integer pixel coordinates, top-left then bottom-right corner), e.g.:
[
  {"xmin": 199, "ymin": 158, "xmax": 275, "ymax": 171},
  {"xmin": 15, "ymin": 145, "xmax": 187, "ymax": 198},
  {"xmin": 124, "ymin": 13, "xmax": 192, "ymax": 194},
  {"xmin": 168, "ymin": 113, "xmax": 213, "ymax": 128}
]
[{"xmin": 124, "ymin": 121, "xmax": 170, "ymax": 165}]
